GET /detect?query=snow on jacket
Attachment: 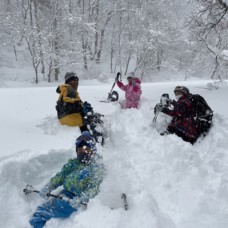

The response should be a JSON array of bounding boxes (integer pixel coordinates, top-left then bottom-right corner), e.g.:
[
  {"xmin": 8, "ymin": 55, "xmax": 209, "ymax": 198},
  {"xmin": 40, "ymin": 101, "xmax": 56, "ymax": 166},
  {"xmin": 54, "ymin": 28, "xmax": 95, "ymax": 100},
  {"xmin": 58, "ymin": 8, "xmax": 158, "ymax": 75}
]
[
  {"xmin": 56, "ymin": 84, "xmax": 84, "ymax": 127},
  {"xmin": 161, "ymin": 93, "xmax": 198, "ymax": 140},
  {"xmin": 49, "ymin": 155, "xmax": 104, "ymax": 202},
  {"xmin": 117, "ymin": 78, "xmax": 142, "ymax": 109}
]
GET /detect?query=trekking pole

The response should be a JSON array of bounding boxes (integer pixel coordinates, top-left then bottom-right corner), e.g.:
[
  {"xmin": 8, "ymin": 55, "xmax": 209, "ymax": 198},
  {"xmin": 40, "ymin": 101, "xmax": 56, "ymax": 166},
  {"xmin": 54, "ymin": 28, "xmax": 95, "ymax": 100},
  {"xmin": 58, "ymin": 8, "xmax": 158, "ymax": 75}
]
[
  {"xmin": 153, "ymin": 94, "xmax": 170, "ymax": 123},
  {"xmin": 152, "ymin": 111, "xmax": 160, "ymax": 123},
  {"xmin": 23, "ymin": 184, "xmax": 67, "ymax": 200},
  {"xmin": 153, "ymin": 103, "xmax": 162, "ymax": 123},
  {"xmin": 23, "ymin": 184, "xmax": 87, "ymax": 206}
]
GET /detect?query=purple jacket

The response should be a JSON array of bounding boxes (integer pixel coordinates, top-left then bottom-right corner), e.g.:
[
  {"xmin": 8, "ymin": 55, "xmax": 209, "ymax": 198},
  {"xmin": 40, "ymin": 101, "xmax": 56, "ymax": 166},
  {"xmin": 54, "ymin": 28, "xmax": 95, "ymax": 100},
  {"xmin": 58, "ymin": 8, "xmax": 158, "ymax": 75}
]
[{"xmin": 117, "ymin": 78, "xmax": 142, "ymax": 109}]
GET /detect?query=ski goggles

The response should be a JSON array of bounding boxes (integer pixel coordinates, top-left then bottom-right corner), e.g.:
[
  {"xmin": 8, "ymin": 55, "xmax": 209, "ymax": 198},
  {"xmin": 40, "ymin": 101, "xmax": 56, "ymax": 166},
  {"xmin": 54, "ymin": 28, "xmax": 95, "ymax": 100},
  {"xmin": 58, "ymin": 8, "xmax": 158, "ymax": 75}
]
[{"xmin": 75, "ymin": 132, "xmax": 97, "ymax": 153}]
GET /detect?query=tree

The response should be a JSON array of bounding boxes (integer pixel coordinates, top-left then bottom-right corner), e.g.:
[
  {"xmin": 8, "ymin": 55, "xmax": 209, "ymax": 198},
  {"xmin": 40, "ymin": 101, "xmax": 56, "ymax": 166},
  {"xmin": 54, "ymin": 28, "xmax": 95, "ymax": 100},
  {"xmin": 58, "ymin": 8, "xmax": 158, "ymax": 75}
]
[{"xmin": 189, "ymin": 0, "xmax": 228, "ymax": 81}]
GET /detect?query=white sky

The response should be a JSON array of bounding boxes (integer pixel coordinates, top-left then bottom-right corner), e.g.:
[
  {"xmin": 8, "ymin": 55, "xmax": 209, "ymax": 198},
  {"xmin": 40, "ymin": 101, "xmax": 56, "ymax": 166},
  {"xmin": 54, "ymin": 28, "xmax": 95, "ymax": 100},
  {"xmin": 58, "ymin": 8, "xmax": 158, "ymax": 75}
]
[{"xmin": 0, "ymin": 78, "xmax": 228, "ymax": 228}]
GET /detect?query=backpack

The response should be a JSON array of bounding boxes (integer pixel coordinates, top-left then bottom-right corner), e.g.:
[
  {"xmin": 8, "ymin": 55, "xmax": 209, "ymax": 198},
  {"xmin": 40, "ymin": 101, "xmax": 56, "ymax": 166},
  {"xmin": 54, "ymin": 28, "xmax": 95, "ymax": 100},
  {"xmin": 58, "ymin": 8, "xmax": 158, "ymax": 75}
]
[
  {"xmin": 191, "ymin": 94, "xmax": 213, "ymax": 135},
  {"xmin": 56, "ymin": 98, "xmax": 83, "ymax": 119}
]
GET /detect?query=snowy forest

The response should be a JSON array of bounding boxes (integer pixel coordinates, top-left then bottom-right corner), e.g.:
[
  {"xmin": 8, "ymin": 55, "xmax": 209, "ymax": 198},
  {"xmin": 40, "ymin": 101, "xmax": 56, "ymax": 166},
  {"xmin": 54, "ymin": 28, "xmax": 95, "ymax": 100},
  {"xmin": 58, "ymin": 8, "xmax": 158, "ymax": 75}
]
[
  {"xmin": 1, "ymin": 1, "xmax": 228, "ymax": 228},
  {"xmin": 1, "ymin": 0, "xmax": 228, "ymax": 83}
]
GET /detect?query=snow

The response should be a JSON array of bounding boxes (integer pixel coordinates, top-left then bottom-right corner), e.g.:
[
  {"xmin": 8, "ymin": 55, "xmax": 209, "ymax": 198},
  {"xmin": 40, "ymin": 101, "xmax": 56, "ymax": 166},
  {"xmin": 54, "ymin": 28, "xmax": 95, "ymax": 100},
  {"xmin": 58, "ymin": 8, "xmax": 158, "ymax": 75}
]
[{"xmin": 0, "ymin": 78, "xmax": 228, "ymax": 228}]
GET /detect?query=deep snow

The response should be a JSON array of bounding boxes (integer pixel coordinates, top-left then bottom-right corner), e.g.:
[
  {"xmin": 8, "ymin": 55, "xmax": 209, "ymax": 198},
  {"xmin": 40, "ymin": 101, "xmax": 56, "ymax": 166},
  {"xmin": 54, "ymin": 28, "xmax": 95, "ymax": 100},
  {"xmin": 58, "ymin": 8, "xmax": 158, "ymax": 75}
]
[{"xmin": 0, "ymin": 79, "xmax": 228, "ymax": 228}]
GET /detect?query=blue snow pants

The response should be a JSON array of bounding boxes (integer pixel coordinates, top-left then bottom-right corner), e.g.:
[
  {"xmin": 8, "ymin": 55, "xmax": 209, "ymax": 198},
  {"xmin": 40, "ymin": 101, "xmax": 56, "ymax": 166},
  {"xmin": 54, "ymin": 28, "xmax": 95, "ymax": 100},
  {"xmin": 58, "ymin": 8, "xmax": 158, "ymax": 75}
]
[{"xmin": 30, "ymin": 190, "xmax": 77, "ymax": 228}]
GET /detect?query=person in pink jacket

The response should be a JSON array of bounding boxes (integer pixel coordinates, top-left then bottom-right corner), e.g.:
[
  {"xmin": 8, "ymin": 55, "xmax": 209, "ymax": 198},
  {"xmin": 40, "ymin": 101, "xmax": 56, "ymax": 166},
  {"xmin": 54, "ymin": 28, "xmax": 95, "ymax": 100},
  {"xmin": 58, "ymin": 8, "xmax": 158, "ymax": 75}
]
[{"xmin": 116, "ymin": 72, "xmax": 142, "ymax": 109}]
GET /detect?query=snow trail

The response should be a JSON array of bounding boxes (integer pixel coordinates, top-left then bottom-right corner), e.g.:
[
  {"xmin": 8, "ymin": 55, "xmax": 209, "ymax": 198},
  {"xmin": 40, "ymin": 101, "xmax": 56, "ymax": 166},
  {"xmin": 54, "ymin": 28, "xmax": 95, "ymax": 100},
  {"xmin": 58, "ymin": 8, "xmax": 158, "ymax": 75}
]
[{"xmin": 0, "ymin": 81, "xmax": 228, "ymax": 228}]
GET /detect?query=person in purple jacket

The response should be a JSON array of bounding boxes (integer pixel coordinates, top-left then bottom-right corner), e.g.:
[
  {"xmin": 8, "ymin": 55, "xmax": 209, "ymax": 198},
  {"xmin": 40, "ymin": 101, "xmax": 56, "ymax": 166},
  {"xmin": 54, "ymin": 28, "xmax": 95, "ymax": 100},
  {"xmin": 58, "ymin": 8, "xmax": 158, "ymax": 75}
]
[{"xmin": 116, "ymin": 72, "xmax": 142, "ymax": 109}]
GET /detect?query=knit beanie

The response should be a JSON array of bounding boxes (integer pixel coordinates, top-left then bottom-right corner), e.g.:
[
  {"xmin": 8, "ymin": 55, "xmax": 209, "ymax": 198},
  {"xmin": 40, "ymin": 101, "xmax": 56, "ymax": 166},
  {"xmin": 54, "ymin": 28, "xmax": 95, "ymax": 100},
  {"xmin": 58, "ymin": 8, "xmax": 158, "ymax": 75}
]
[
  {"xmin": 174, "ymin": 86, "xmax": 189, "ymax": 94},
  {"xmin": 127, "ymin": 71, "xmax": 135, "ymax": 79},
  {"xmin": 65, "ymin": 72, "xmax": 79, "ymax": 84}
]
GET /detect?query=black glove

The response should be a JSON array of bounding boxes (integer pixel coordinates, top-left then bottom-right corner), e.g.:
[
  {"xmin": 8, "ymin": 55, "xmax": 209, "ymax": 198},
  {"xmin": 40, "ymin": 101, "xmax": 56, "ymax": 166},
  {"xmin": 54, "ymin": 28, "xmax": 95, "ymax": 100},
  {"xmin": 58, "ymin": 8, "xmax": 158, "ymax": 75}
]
[
  {"xmin": 170, "ymin": 99, "xmax": 177, "ymax": 106},
  {"xmin": 83, "ymin": 101, "xmax": 93, "ymax": 114},
  {"xmin": 116, "ymin": 72, "xmax": 121, "ymax": 82}
]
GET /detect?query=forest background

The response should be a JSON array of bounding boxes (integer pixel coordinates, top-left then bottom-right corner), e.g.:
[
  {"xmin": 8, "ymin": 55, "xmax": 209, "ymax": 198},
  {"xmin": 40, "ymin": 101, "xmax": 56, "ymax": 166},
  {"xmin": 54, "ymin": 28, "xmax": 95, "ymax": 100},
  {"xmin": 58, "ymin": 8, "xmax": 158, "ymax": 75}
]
[{"xmin": 1, "ymin": 0, "xmax": 228, "ymax": 85}]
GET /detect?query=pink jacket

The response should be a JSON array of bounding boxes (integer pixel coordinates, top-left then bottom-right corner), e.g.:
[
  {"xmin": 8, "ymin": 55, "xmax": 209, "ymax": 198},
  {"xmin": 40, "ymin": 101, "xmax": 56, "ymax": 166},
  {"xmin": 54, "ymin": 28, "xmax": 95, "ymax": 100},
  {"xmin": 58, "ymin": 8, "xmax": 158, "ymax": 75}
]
[{"xmin": 117, "ymin": 78, "xmax": 142, "ymax": 109}]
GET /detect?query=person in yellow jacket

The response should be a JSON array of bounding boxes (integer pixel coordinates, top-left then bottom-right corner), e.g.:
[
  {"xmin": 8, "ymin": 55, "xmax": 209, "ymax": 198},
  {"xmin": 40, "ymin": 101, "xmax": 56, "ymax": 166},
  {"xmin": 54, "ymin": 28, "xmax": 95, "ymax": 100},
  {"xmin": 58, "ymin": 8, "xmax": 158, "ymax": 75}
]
[{"xmin": 56, "ymin": 72, "xmax": 87, "ymax": 131}]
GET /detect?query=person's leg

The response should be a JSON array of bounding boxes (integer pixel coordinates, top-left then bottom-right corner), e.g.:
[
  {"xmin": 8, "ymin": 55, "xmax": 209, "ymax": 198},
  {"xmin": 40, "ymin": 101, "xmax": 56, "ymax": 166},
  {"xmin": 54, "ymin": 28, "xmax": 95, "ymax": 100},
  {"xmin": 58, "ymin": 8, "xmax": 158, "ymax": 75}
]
[
  {"xmin": 30, "ymin": 199, "xmax": 76, "ymax": 228},
  {"xmin": 30, "ymin": 200, "xmax": 54, "ymax": 228},
  {"xmin": 173, "ymin": 129, "xmax": 197, "ymax": 144}
]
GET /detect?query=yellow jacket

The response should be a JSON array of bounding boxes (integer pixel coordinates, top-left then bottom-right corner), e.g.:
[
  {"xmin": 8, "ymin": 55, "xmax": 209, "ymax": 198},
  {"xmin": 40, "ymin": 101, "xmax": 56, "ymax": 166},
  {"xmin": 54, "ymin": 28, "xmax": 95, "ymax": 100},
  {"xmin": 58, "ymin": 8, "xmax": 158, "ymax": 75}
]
[{"xmin": 56, "ymin": 84, "xmax": 83, "ymax": 127}]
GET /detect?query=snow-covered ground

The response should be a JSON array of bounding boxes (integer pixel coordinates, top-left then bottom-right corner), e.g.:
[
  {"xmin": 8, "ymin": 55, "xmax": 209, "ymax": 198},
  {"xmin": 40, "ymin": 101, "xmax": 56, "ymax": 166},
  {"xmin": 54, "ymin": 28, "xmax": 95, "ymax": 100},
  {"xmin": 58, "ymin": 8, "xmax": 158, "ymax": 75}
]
[{"xmin": 0, "ymin": 79, "xmax": 228, "ymax": 228}]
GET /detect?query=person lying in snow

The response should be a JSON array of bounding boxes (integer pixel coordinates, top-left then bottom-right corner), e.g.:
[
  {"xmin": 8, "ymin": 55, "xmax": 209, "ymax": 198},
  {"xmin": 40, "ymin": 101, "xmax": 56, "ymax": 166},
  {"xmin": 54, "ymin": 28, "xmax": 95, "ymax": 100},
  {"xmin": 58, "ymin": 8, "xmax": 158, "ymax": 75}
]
[
  {"xmin": 116, "ymin": 72, "xmax": 142, "ymax": 109},
  {"xmin": 154, "ymin": 86, "xmax": 213, "ymax": 144},
  {"xmin": 30, "ymin": 131, "xmax": 104, "ymax": 228}
]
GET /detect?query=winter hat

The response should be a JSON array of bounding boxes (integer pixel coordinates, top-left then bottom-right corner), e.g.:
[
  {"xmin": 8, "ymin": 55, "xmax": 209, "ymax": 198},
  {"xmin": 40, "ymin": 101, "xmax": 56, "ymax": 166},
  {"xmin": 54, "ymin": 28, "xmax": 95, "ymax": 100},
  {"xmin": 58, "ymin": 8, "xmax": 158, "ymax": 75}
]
[
  {"xmin": 127, "ymin": 71, "xmax": 135, "ymax": 79},
  {"xmin": 65, "ymin": 72, "xmax": 79, "ymax": 84},
  {"xmin": 174, "ymin": 86, "xmax": 189, "ymax": 94},
  {"xmin": 75, "ymin": 131, "xmax": 97, "ymax": 154}
]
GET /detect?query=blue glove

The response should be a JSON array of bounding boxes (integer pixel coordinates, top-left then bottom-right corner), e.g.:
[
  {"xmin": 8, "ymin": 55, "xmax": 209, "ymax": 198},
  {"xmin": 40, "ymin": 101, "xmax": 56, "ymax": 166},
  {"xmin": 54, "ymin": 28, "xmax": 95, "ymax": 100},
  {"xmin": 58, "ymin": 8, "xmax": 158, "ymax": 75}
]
[{"xmin": 39, "ymin": 183, "xmax": 53, "ymax": 200}]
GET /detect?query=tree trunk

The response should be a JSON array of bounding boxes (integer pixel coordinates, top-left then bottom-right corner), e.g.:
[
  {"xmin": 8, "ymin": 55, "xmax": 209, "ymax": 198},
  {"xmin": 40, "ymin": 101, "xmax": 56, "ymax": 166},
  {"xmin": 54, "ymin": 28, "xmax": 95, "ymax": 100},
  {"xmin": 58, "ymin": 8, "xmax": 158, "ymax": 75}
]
[
  {"xmin": 35, "ymin": 66, "xmax": 38, "ymax": 83},
  {"xmin": 94, "ymin": 30, "xmax": 98, "ymax": 59},
  {"xmin": 124, "ymin": 50, "xmax": 132, "ymax": 75},
  {"xmin": 47, "ymin": 60, "xmax": 53, "ymax": 83},
  {"xmin": 13, "ymin": 45, "xmax": 18, "ymax": 61},
  {"xmin": 81, "ymin": 35, "xmax": 88, "ymax": 70},
  {"xmin": 53, "ymin": 0, "xmax": 60, "ymax": 81},
  {"xmin": 110, "ymin": 46, "xmax": 114, "ymax": 73},
  {"xmin": 94, "ymin": 1, "xmax": 99, "ymax": 59},
  {"xmin": 95, "ymin": 9, "xmax": 113, "ymax": 64},
  {"xmin": 34, "ymin": 0, "xmax": 45, "ymax": 79}
]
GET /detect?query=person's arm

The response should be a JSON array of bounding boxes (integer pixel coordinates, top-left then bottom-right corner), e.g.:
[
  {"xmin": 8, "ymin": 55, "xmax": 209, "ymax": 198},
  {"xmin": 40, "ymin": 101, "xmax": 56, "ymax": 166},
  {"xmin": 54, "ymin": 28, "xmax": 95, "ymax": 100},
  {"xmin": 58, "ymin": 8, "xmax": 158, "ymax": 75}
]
[
  {"xmin": 38, "ymin": 168, "xmax": 65, "ymax": 199},
  {"xmin": 50, "ymin": 159, "xmax": 77, "ymax": 188},
  {"xmin": 133, "ymin": 83, "xmax": 141, "ymax": 93},
  {"xmin": 132, "ymin": 78, "xmax": 142, "ymax": 93},
  {"xmin": 162, "ymin": 101, "xmax": 187, "ymax": 117},
  {"xmin": 117, "ymin": 81, "xmax": 127, "ymax": 91}
]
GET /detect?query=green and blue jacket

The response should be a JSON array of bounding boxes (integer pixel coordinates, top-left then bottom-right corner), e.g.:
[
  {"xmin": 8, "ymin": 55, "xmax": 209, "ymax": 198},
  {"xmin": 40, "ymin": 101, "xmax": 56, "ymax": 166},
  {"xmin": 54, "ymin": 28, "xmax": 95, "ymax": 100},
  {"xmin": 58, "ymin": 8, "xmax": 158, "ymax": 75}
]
[{"xmin": 49, "ymin": 155, "xmax": 104, "ymax": 201}]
